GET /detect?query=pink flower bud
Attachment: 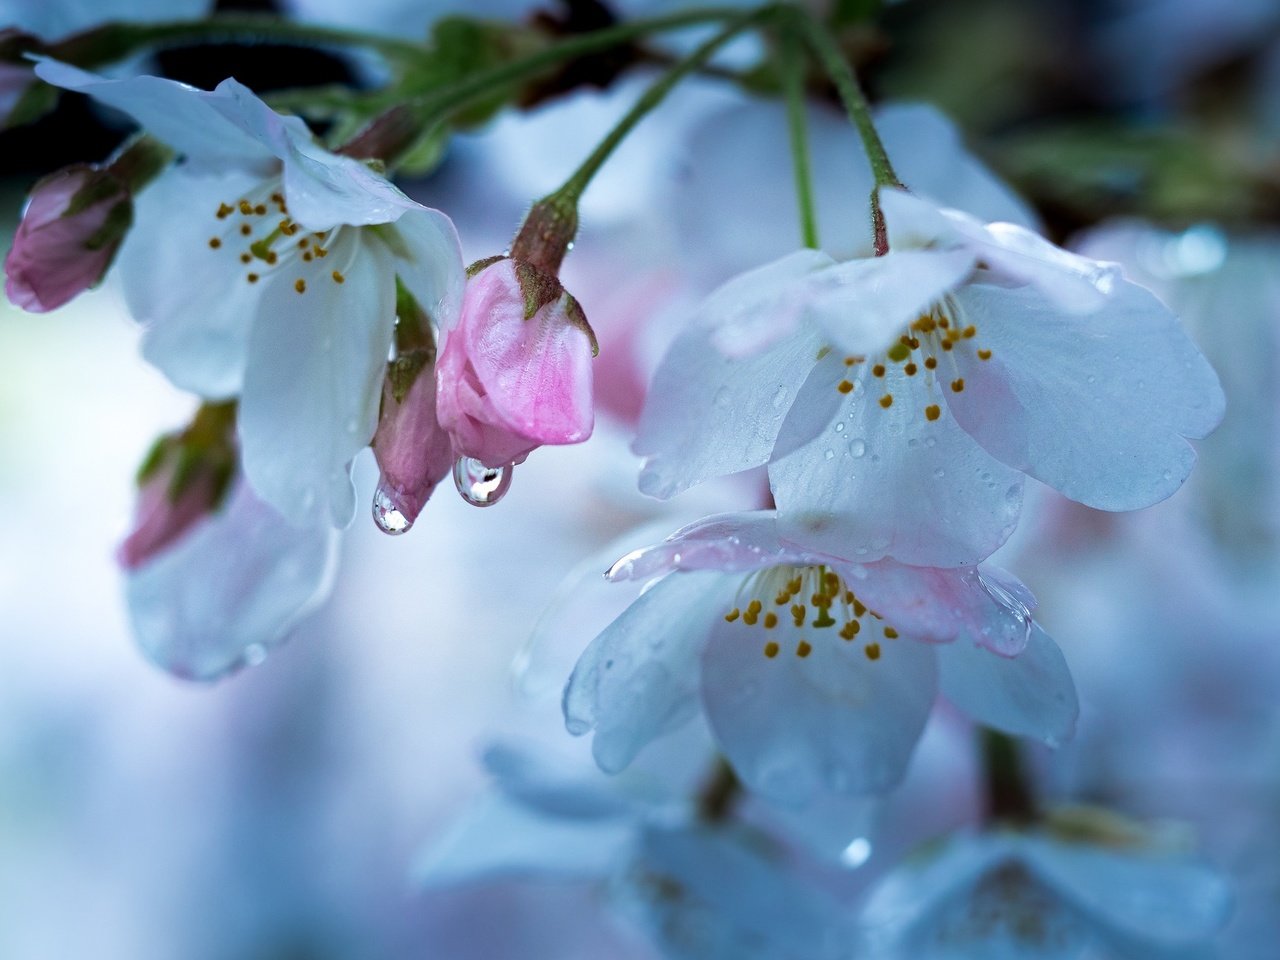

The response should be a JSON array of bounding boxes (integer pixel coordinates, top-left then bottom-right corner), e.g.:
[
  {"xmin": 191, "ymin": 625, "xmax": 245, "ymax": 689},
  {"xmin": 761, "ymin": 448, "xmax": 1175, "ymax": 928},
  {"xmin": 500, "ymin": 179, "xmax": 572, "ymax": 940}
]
[
  {"xmin": 5, "ymin": 164, "xmax": 129, "ymax": 312},
  {"xmin": 371, "ymin": 351, "xmax": 455, "ymax": 529},
  {"xmin": 436, "ymin": 257, "xmax": 596, "ymax": 468},
  {"xmin": 117, "ymin": 458, "xmax": 224, "ymax": 571}
]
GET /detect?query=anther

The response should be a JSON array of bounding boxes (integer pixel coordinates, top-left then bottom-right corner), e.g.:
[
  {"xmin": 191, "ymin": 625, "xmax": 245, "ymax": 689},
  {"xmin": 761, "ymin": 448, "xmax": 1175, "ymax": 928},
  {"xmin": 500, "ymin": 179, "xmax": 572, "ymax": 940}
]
[
  {"xmin": 925, "ymin": 405, "xmax": 941, "ymax": 421},
  {"xmin": 216, "ymin": 202, "xmax": 234, "ymax": 219},
  {"xmin": 238, "ymin": 200, "xmax": 253, "ymax": 216},
  {"xmin": 865, "ymin": 642, "xmax": 881, "ymax": 661},
  {"xmin": 951, "ymin": 378, "xmax": 965, "ymax": 393},
  {"xmin": 208, "ymin": 237, "xmax": 221, "ymax": 249},
  {"xmin": 837, "ymin": 380, "xmax": 854, "ymax": 394},
  {"xmin": 240, "ymin": 253, "xmax": 252, "ymax": 264},
  {"xmin": 247, "ymin": 273, "xmax": 259, "ymax": 283},
  {"xmin": 240, "ymin": 224, "xmax": 252, "ymax": 236},
  {"xmin": 962, "ymin": 326, "xmax": 977, "ymax": 339},
  {"xmin": 904, "ymin": 363, "xmax": 917, "ymax": 376},
  {"xmin": 924, "ymin": 357, "xmax": 938, "ymax": 369},
  {"xmin": 254, "ymin": 204, "xmax": 267, "ymax": 216},
  {"xmin": 978, "ymin": 349, "xmax": 993, "ymax": 361},
  {"xmin": 764, "ymin": 641, "xmax": 780, "ymax": 658},
  {"xmin": 883, "ymin": 627, "xmax": 899, "ymax": 639},
  {"xmin": 763, "ymin": 612, "xmax": 778, "ymax": 629},
  {"xmin": 872, "ymin": 364, "xmax": 886, "ymax": 377},
  {"xmin": 879, "ymin": 394, "xmax": 894, "ymax": 409},
  {"xmin": 796, "ymin": 640, "xmax": 812, "ymax": 658},
  {"xmin": 725, "ymin": 608, "xmax": 741, "ymax": 622},
  {"xmin": 332, "ymin": 270, "xmax": 345, "ymax": 284},
  {"xmin": 294, "ymin": 278, "xmax": 306, "ymax": 294}
]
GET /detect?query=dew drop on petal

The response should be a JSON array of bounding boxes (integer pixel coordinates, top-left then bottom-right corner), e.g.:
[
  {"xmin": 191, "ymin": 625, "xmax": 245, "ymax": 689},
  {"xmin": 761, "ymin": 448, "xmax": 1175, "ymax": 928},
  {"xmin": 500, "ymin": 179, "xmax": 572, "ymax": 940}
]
[
  {"xmin": 849, "ymin": 439, "xmax": 866, "ymax": 458},
  {"xmin": 978, "ymin": 571, "xmax": 1034, "ymax": 647},
  {"xmin": 372, "ymin": 484, "xmax": 412, "ymax": 535},
  {"xmin": 243, "ymin": 643, "xmax": 267, "ymax": 667},
  {"xmin": 454, "ymin": 457, "xmax": 513, "ymax": 507},
  {"xmin": 772, "ymin": 385, "xmax": 789, "ymax": 408},
  {"xmin": 840, "ymin": 837, "xmax": 872, "ymax": 869}
]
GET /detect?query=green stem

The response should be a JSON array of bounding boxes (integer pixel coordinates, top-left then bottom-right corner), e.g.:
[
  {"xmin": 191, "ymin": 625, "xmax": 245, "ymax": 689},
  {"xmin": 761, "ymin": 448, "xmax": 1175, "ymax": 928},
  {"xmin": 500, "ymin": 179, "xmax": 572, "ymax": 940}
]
[
  {"xmin": 551, "ymin": 7, "xmax": 773, "ymax": 208},
  {"xmin": 780, "ymin": 20, "xmax": 819, "ymax": 249},
  {"xmin": 792, "ymin": 10, "xmax": 899, "ymax": 189}
]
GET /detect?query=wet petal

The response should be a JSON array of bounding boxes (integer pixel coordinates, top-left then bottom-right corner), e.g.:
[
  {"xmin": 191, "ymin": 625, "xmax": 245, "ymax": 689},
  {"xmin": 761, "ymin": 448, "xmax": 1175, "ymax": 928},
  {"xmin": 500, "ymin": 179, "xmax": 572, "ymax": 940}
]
[
  {"xmin": 804, "ymin": 248, "xmax": 977, "ymax": 358},
  {"xmin": 635, "ymin": 323, "xmax": 825, "ymax": 499},
  {"xmin": 701, "ymin": 613, "xmax": 937, "ymax": 803},
  {"xmin": 770, "ymin": 351, "xmax": 1024, "ymax": 567},
  {"xmin": 564, "ymin": 570, "xmax": 732, "ymax": 774},
  {"xmin": 947, "ymin": 281, "xmax": 1225, "ymax": 510},
  {"xmin": 937, "ymin": 624, "xmax": 1078, "ymax": 745},
  {"xmin": 605, "ymin": 511, "xmax": 805, "ymax": 583},
  {"xmin": 385, "ymin": 205, "xmax": 466, "ymax": 329},
  {"xmin": 118, "ymin": 165, "xmax": 267, "ymax": 397},
  {"xmin": 239, "ymin": 228, "xmax": 396, "ymax": 527},
  {"xmin": 125, "ymin": 481, "xmax": 336, "ymax": 681},
  {"xmin": 33, "ymin": 59, "xmax": 273, "ymax": 171},
  {"xmin": 700, "ymin": 248, "xmax": 836, "ymax": 356}
]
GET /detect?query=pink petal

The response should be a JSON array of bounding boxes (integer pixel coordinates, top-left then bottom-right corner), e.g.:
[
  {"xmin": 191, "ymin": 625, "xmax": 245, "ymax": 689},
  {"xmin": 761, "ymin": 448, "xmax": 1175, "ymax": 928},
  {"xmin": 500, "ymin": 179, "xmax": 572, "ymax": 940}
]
[{"xmin": 371, "ymin": 356, "xmax": 455, "ymax": 523}]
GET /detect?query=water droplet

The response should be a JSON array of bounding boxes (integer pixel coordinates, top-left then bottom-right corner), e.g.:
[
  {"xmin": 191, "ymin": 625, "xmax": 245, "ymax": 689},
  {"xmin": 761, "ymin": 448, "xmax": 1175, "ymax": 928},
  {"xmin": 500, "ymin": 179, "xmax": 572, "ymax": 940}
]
[
  {"xmin": 566, "ymin": 717, "xmax": 590, "ymax": 736},
  {"xmin": 243, "ymin": 643, "xmax": 267, "ymax": 667},
  {"xmin": 772, "ymin": 385, "xmax": 789, "ymax": 408},
  {"xmin": 924, "ymin": 437, "xmax": 937, "ymax": 448},
  {"xmin": 978, "ymin": 572, "xmax": 1033, "ymax": 647},
  {"xmin": 840, "ymin": 837, "xmax": 872, "ymax": 868},
  {"xmin": 372, "ymin": 484, "xmax": 412, "ymax": 535},
  {"xmin": 849, "ymin": 439, "xmax": 866, "ymax": 458},
  {"xmin": 454, "ymin": 457, "xmax": 512, "ymax": 507},
  {"xmin": 346, "ymin": 417, "xmax": 359, "ymax": 434},
  {"xmin": 824, "ymin": 448, "xmax": 835, "ymax": 460},
  {"xmin": 834, "ymin": 421, "xmax": 845, "ymax": 433}
]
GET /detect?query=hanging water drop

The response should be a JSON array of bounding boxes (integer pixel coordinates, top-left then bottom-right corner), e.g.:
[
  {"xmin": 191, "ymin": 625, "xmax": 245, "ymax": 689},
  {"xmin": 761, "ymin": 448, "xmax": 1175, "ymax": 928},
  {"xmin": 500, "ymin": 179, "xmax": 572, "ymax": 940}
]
[
  {"xmin": 978, "ymin": 571, "xmax": 1034, "ymax": 647},
  {"xmin": 454, "ymin": 457, "xmax": 512, "ymax": 507},
  {"xmin": 849, "ymin": 438, "xmax": 866, "ymax": 458},
  {"xmin": 372, "ymin": 484, "xmax": 413, "ymax": 535}
]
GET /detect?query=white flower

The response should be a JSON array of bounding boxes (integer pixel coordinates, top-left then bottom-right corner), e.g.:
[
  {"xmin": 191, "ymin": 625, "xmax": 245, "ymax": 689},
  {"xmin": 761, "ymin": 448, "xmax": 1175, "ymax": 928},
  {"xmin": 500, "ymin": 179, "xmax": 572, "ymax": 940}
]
[
  {"xmin": 563, "ymin": 512, "xmax": 1077, "ymax": 805},
  {"xmin": 35, "ymin": 59, "xmax": 466, "ymax": 527},
  {"xmin": 636, "ymin": 189, "xmax": 1225, "ymax": 566}
]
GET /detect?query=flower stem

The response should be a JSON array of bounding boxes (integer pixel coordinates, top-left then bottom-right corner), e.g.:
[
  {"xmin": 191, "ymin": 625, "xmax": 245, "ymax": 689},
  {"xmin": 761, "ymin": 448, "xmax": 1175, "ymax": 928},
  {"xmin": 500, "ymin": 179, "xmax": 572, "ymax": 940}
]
[
  {"xmin": 549, "ymin": 7, "xmax": 774, "ymax": 209},
  {"xmin": 696, "ymin": 756, "xmax": 743, "ymax": 822},
  {"xmin": 981, "ymin": 728, "xmax": 1036, "ymax": 824},
  {"xmin": 780, "ymin": 20, "xmax": 819, "ymax": 250}
]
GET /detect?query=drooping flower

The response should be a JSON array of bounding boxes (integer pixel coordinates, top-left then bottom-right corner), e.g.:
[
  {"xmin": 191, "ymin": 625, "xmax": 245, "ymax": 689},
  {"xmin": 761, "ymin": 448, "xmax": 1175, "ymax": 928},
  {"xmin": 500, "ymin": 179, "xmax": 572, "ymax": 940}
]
[
  {"xmin": 125, "ymin": 479, "xmax": 337, "ymax": 681},
  {"xmin": 636, "ymin": 188, "xmax": 1225, "ymax": 566},
  {"xmin": 436, "ymin": 255, "xmax": 596, "ymax": 470},
  {"xmin": 117, "ymin": 402, "xmax": 237, "ymax": 570},
  {"xmin": 34, "ymin": 59, "xmax": 466, "ymax": 528},
  {"xmin": 563, "ymin": 511, "xmax": 1077, "ymax": 805},
  {"xmin": 859, "ymin": 811, "xmax": 1232, "ymax": 959}
]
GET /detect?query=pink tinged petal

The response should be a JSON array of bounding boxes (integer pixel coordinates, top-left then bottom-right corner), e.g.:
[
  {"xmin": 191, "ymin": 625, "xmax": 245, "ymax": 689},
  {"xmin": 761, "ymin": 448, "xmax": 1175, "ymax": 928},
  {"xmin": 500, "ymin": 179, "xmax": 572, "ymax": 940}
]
[
  {"xmin": 384, "ymin": 206, "xmax": 466, "ymax": 331},
  {"xmin": 371, "ymin": 359, "xmax": 454, "ymax": 524},
  {"xmin": 239, "ymin": 228, "xmax": 396, "ymax": 527},
  {"xmin": 770, "ymin": 350, "xmax": 1024, "ymax": 567},
  {"xmin": 635, "ymin": 322, "xmax": 825, "ymax": 499},
  {"xmin": 437, "ymin": 260, "xmax": 593, "ymax": 467},
  {"xmin": 117, "ymin": 165, "xmax": 267, "ymax": 397},
  {"xmin": 699, "ymin": 248, "xmax": 836, "ymax": 357},
  {"xmin": 803, "ymin": 248, "xmax": 978, "ymax": 358},
  {"xmin": 937, "ymin": 624, "xmax": 1078, "ymax": 746},
  {"xmin": 605, "ymin": 510, "xmax": 808, "ymax": 583},
  {"xmin": 947, "ymin": 281, "xmax": 1226, "ymax": 511},
  {"xmin": 116, "ymin": 462, "xmax": 221, "ymax": 571},
  {"xmin": 701, "ymin": 612, "xmax": 937, "ymax": 804},
  {"xmin": 33, "ymin": 60, "xmax": 273, "ymax": 172},
  {"xmin": 563, "ymin": 570, "xmax": 733, "ymax": 774},
  {"xmin": 4, "ymin": 166, "xmax": 122, "ymax": 312},
  {"xmin": 828, "ymin": 562, "xmax": 1033, "ymax": 654},
  {"xmin": 1021, "ymin": 837, "xmax": 1233, "ymax": 949},
  {"xmin": 124, "ymin": 481, "xmax": 336, "ymax": 681}
]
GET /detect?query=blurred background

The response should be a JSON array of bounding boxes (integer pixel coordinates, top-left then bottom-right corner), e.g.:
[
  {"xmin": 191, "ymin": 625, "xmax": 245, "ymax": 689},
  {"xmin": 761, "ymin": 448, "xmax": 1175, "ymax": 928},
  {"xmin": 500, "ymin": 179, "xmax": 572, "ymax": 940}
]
[{"xmin": 1, "ymin": 0, "xmax": 1279, "ymax": 956}]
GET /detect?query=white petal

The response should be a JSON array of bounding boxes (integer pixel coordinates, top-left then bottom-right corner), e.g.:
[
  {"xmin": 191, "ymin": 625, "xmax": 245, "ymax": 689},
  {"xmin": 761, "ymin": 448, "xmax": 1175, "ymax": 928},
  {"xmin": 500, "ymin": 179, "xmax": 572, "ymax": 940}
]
[
  {"xmin": 384, "ymin": 206, "xmax": 466, "ymax": 328},
  {"xmin": 770, "ymin": 351, "xmax": 1024, "ymax": 567},
  {"xmin": 701, "ymin": 248, "xmax": 837, "ymax": 356},
  {"xmin": 239, "ymin": 229, "xmax": 396, "ymax": 527},
  {"xmin": 117, "ymin": 165, "xmax": 267, "ymax": 397},
  {"xmin": 480, "ymin": 741, "xmax": 638, "ymax": 820},
  {"xmin": 1023, "ymin": 837, "xmax": 1233, "ymax": 949},
  {"xmin": 33, "ymin": 60, "xmax": 272, "ymax": 171},
  {"xmin": 605, "ymin": 511, "xmax": 803, "ymax": 583},
  {"xmin": 563, "ymin": 570, "xmax": 732, "ymax": 774},
  {"xmin": 415, "ymin": 793, "xmax": 631, "ymax": 887},
  {"xmin": 804, "ymin": 248, "xmax": 977, "ymax": 357},
  {"xmin": 701, "ymin": 614, "xmax": 937, "ymax": 803},
  {"xmin": 635, "ymin": 322, "xmax": 825, "ymax": 499},
  {"xmin": 937, "ymin": 624, "xmax": 1078, "ymax": 746},
  {"xmin": 125, "ymin": 482, "xmax": 336, "ymax": 681},
  {"xmin": 947, "ymin": 281, "xmax": 1226, "ymax": 510}
]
